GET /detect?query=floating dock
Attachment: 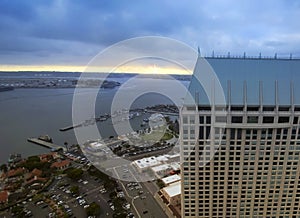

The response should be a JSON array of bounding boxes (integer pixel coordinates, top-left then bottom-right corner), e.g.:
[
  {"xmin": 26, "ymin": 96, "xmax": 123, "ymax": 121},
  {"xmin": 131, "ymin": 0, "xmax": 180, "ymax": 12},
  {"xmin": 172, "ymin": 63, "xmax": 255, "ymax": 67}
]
[{"xmin": 27, "ymin": 138, "xmax": 66, "ymax": 151}]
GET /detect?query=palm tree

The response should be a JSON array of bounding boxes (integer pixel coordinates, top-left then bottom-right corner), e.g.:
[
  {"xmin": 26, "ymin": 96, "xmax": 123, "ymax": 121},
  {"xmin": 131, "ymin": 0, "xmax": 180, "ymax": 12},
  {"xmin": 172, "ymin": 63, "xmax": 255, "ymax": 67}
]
[{"xmin": 64, "ymin": 142, "xmax": 69, "ymax": 151}]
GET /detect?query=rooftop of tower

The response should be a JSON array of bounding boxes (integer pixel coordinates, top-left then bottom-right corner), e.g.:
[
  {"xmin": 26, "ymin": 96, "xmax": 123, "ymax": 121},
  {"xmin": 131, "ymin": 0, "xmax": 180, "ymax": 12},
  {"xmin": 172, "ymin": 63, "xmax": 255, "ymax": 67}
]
[{"xmin": 186, "ymin": 54, "xmax": 300, "ymax": 106}]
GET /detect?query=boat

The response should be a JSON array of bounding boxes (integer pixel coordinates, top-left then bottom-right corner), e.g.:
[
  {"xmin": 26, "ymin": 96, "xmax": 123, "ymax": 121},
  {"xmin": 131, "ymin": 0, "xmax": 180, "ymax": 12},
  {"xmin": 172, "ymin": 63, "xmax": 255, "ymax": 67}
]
[
  {"xmin": 8, "ymin": 153, "xmax": 22, "ymax": 163},
  {"xmin": 38, "ymin": 135, "xmax": 53, "ymax": 143}
]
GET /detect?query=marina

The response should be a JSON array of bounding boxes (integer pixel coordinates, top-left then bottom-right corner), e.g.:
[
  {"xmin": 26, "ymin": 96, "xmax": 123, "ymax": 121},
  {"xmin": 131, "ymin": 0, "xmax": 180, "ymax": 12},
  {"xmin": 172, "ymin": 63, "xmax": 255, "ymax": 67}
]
[{"xmin": 59, "ymin": 105, "xmax": 179, "ymax": 132}]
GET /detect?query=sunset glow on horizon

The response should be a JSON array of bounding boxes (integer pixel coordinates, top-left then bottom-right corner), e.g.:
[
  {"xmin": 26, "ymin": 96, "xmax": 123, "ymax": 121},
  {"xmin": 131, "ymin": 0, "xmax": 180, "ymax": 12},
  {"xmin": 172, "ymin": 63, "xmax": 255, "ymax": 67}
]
[{"xmin": 0, "ymin": 64, "xmax": 193, "ymax": 75}]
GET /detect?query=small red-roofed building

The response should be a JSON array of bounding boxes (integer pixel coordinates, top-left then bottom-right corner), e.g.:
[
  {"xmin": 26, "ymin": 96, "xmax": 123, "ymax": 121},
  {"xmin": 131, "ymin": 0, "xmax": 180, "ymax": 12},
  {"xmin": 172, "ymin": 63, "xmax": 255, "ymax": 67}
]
[
  {"xmin": 39, "ymin": 152, "xmax": 60, "ymax": 162},
  {"xmin": 25, "ymin": 176, "xmax": 47, "ymax": 187},
  {"xmin": 25, "ymin": 168, "xmax": 43, "ymax": 182},
  {"xmin": 50, "ymin": 152, "xmax": 60, "ymax": 159},
  {"xmin": 0, "ymin": 191, "xmax": 9, "ymax": 204},
  {"xmin": 51, "ymin": 160, "xmax": 71, "ymax": 170},
  {"xmin": 31, "ymin": 168, "xmax": 42, "ymax": 177},
  {"xmin": 6, "ymin": 168, "xmax": 25, "ymax": 178},
  {"xmin": 39, "ymin": 153, "xmax": 53, "ymax": 162}
]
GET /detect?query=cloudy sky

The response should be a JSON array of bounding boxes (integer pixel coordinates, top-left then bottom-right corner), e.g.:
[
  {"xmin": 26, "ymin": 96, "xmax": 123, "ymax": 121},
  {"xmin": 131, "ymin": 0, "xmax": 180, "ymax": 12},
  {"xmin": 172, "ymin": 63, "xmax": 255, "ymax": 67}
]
[{"xmin": 1, "ymin": 0, "xmax": 300, "ymax": 73}]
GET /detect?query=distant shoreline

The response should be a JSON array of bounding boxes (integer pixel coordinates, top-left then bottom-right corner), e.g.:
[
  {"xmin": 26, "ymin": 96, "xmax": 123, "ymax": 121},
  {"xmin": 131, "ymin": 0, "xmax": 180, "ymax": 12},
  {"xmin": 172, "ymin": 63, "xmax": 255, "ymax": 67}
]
[{"xmin": 0, "ymin": 71, "xmax": 192, "ymax": 80}]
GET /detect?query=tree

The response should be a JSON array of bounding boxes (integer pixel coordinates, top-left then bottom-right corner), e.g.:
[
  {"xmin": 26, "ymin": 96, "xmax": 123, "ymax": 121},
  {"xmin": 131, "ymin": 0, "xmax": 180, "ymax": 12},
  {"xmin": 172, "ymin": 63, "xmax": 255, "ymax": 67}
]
[
  {"xmin": 66, "ymin": 168, "xmax": 83, "ymax": 180},
  {"xmin": 165, "ymin": 116, "xmax": 170, "ymax": 123},
  {"xmin": 86, "ymin": 202, "xmax": 101, "ymax": 216},
  {"xmin": 156, "ymin": 179, "xmax": 165, "ymax": 189},
  {"xmin": 0, "ymin": 164, "xmax": 7, "ymax": 173},
  {"xmin": 64, "ymin": 141, "xmax": 69, "ymax": 150},
  {"xmin": 27, "ymin": 155, "xmax": 40, "ymax": 162},
  {"xmin": 70, "ymin": 185, "xmax": 79, "ymax": 195},
  {"xmin": 19, "ymin": 156, "xmax": 50, "ymax": 171}
]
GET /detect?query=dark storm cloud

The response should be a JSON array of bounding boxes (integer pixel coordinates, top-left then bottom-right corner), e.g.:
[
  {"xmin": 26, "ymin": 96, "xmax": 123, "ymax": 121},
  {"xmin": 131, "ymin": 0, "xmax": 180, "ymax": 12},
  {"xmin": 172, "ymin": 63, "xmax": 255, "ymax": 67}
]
[{"xmin": 0, "ymin": 0, "xmax": 300, "ymax": 66}]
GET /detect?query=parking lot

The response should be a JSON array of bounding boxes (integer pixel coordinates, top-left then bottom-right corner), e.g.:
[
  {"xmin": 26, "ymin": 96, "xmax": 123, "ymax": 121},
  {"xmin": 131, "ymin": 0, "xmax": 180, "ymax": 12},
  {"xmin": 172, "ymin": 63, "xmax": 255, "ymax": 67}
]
[
  {"xmin": 46, "ymin": 170, "xmax": 119, "ymax": 217},
  {"xmin": 0, "ymin": 155, "xmax": 134, "ymax": 218}
]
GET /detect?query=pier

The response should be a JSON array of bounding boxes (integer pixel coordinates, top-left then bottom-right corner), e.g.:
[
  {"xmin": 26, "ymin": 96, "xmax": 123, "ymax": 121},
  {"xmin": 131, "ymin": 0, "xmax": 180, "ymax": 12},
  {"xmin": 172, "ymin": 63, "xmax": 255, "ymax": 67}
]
[
  {"xmin": 59, "ymin": 123, "xmax": 82, "ymax": 131},
  {"xmin": 59, "ymin": 114, "xmax": 110, "ymax": 132},
  {"xmin": 27, "ymin": 138, "xmax": 66, "ymax": 151}
]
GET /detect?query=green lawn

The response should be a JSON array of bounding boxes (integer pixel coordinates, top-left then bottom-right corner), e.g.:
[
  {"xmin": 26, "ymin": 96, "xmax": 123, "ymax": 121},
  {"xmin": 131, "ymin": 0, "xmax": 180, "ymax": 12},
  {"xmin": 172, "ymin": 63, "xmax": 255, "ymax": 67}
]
[
  {"xmin": 141, "ymin": 126, "xmax": 174, "ymax": 142},
  {"xmin": 161, "ymin": 132, "xmax": 173, "ymax": 141}
]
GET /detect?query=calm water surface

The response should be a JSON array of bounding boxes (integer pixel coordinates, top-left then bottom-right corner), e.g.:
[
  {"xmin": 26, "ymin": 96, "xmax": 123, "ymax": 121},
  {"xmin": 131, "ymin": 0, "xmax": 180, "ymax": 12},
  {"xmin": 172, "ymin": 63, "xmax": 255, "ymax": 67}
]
[{"xmin": 0, "ymin": 78, "xmax": 189, "ymax": 163}]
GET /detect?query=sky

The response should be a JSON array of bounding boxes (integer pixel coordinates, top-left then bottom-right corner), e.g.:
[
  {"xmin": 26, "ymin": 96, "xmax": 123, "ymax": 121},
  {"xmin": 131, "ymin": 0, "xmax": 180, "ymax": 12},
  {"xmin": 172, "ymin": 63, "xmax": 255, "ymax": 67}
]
[{"xmin": 1, "ymin": 0, "xmax": 300, "ymax": 73}]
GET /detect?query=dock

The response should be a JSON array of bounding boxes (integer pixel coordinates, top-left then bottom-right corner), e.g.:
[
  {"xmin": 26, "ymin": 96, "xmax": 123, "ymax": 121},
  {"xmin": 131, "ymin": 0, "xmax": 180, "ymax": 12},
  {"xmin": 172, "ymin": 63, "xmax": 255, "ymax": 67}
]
[
  {"xmin": 27, "ymin": 138, "xmax": 66, "ymax": 151},
  {"xmin": 59, "ymin": 114, "xmax": 110, "ymax": 132},
  {"xmin": 59, "ymin": 123, "xmax": 82, "ymax": 131}
]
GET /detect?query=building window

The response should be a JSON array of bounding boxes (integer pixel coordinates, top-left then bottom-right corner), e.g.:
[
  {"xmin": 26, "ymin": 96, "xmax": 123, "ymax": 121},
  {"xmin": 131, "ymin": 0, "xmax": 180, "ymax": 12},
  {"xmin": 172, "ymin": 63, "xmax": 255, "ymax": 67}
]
[
  {"xmin": 199, "ymin": 116, "xmax": 204, "ymax": 124},
  {"xmin": 263, "ymin": 116, "xmax": 274, "ymax": 123},
  {"xmin": 278, "ymin": 117, "xmax": 290, "ymax": 123},
  {"xmin": 206, "ymin": 116, "xmax": 211, "ymax": 124},
  {"xmin": 232, "ymin": 116, "xmax": 243, "ymax": 123},
  {"xmin": 247, "ymin": 116, "xmax": 258, "ymax": 123}
]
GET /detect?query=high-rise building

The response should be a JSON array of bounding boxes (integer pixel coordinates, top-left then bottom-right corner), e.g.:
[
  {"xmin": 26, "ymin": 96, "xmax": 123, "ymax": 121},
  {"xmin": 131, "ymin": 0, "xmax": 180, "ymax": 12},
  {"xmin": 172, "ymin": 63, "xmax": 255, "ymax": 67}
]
[{"xmin": 180, "ymin": 54, "xmax": 300, "ymax": 217}]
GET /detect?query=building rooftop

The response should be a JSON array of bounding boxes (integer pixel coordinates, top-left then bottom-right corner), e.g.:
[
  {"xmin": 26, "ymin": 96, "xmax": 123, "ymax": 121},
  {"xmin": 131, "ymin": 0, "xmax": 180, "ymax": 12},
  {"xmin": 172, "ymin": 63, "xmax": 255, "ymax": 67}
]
[
  {"xmin": 132, "ymin": 154, "xmax": 180, "ymax": 170},
  {"xmin": 6, "ymin": 168, "xmax": 25, "ymax": 178},
  {"xmin": 31, "ymin": 168, "xmax": 42, "ymax": 177},
  {"xmin": 155, "ymin": 155, "xmax": 169, "ymax": 162},
  {"xmin": 163, "ymin": 181, "xmax": 181, "ymax": 197},
  {"xmin": 169, "ymin": 162, "xmax": 180, "ymax": 170},
  {"xmin": 133, "ymin": 156, "xmax": 162, "ymax": 170},
  {"xmin": 186, "ymin": 56, "xmax": 300, "ymax": 106},
  {"xmin": 164, "ymin": 154, "xmax": 180, "ymax": 159},
  {"xmin": 162, "ymin": 174, "xmax": 181, "ymax": 185},
  {"xmin": 90, "ymin": 142, "xmax": 104, "ymax": 148},
  {"xmin": 151, "ymin": 164, "xmax": 171, "ymax": 172},
  {"xmin": 51, "ymin": 160, "xmax": 70, "ymax": 169},
  {"xmin": 0, "ymin": 191, "xmax": 8, "ymax": 203}
]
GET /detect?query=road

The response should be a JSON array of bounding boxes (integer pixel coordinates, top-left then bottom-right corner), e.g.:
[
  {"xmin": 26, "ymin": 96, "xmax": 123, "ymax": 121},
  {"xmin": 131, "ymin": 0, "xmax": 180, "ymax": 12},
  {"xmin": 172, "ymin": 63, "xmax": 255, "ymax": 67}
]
[{"xmin": 113, "ymin": 166, "xmax": 168, "ymax": 218}]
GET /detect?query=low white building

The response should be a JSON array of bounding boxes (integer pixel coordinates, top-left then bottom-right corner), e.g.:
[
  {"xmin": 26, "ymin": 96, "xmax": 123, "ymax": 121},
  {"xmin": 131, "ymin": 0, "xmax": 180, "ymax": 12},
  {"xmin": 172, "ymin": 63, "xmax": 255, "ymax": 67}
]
[
  {"xmin": 162, "ymin": 174, "xmax": 181, "ymax": 186},
  {"xmin": 151, "ymin": 164, "xmax": 172, "ymax": 177},
  {"xmin": 164, "ymin": 154, "xmax": 180, "ymax": 162},
  {"xmin": 132, "ymin": 157, "xmax": 162, "ymax": 173},
  {"xmin": 161, "ymin": 181, "xmax": 181, "ymax": 206},
  {"xmin": 169, "ymin": 162, "xmax": 180, "ymax": 171},
  {"xmin": 132, "ymin": 154, "xmax": 180, "ymax": 174}
]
